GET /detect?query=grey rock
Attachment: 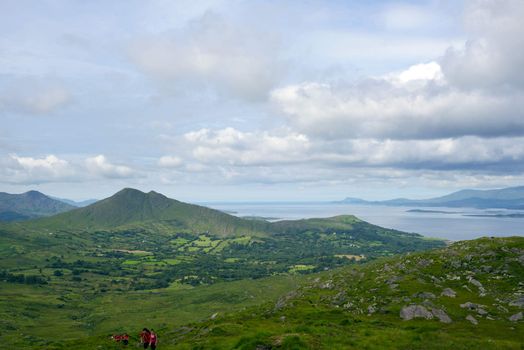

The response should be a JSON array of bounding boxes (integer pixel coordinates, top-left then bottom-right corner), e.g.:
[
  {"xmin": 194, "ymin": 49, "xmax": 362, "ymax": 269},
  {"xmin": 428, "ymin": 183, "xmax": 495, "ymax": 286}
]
[
  {"xmin": 274, "ymin": 291, "xmax": 299, "ymax": 311},
  {"xmin": 400, "ymin": 305, "xmax": 433, "ymax": 321},
  {"xmin": 441, "ymin": 288, "xmax": 457, "ymax": 298},
  {"xmin": 460, "ymin": 302, "xmax": 479, "ymax": 310},
  {"xmin": 414, "ymin": 292, "xmax": 436, "ymax": 299},
  {"xmin": 509, "ymin": 312, "xmax": 523, "ymax": 322},
  {"xmin": 482, "ymin": 265, "xmax": 493, "ymax": 273},
  {"xmin": 466, "ymin": 315, "xmax": 478, "ymax": 325},
  {"xmin": 509, "ymin": 296, "xmax": 524, "ymax": 308},
  {"xmin": 518, "ymin": 254, "xmax": 524, "ymax": 265},
  {"xmin": 431, "ymin": 308, "xmax": 452, "ymax": 323},
  {"xmin": 463, "ymin": 285, "xmax": 472, "ymax": 292},
  {"xmin": 418, "ymin": 259, "xmax": 432, "ymax": 267},
  {"xmin": 477, "ymin": 308, "xmax": 488, "ymax": 316},
  {"xmin": 469, "ymin": 278, "xmax": 483, "ymax": 288},
  {"xmin": 368, "ymin": 305, "xmax": 376, "ymax": 314},
  {"xmin": 320, "ymin": 280, "xmax": 334, "ymax": 289}
]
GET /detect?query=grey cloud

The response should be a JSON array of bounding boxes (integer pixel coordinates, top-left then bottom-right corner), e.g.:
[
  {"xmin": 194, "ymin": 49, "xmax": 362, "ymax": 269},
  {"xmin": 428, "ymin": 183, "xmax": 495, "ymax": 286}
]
[
  {"xmin": 0, "ymin": 77, "xmax": 72, "ymax": 115},
  {"xmin": 271, "ymin": 79, "xmax": 524, "ymax": 140},
  {"xmin": 271, "ymin": 0, "xmax": 524, "ymax": 141},
  {"xmin": 175, "ymin": 127, "xmax": 524, "ymax": 172},
  {"xmin": 441, "ymin": 0, "xmax": 524, "ymax": 90},
  {"xmin": 129, "ymin": 11, "xmax": 285, "ymax": 101}
]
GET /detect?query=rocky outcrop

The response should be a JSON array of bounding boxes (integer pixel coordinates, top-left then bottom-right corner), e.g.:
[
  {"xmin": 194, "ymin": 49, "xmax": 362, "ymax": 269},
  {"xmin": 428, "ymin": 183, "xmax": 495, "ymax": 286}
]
[{"xmin": 400, "ymin": 305, "xmax": 433, "ymax": 320}]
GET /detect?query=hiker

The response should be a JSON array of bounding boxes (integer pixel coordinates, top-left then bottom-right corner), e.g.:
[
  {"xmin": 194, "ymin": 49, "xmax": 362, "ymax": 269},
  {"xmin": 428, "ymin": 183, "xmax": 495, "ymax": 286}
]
[
  {"xmin": 112, "ymin": 333, "xmax": 129, "ymax": 345},
  {"xmin": 140, "ymin": 328, "xmax": 151, "ymax": 349},
  {"xmin": 122, "ymin": 333, "xmax": 129, "ymax": 346},
  {"xmin": 149, "ymin": 329, "xmax": 158, "ymax": 350}
]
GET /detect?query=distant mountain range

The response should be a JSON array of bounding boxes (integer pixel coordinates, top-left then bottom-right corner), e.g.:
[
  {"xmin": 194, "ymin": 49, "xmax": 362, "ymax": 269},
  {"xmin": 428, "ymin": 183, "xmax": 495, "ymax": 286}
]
[
  {"xmin": 0, "ymin": 191, "xmax": 76, "ymax": 222},
  {"xmin": 340, "ymin": 186, "xmax": 524, "ymax": 209}
]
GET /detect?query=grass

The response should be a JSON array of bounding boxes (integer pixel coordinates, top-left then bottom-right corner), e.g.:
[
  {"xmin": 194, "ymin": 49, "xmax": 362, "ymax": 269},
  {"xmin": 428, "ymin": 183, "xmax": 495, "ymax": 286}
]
[{"xmin": 0, "ymin": 274, "xmax": 304, "ymax": 349}]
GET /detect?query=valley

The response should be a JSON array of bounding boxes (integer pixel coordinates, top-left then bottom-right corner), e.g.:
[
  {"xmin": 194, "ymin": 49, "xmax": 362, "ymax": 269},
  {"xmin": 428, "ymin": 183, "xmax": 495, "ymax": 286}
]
[{"xmin": 0, "ymin": 188, "xmax": 446, "ymax": 349}]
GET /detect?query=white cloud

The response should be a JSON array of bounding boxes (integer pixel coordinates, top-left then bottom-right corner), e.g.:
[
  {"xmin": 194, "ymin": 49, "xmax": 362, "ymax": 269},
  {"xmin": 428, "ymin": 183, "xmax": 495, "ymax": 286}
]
[
  {"xmin": 390, "ymin": 61, "xmax": 444, "ymax": 84},
  {"xmin": 380, "ymin": 4, "xmax": 437, "ymax": 31},
  {"xmin": 129, "ymin": 11, "xmax": 283, "ymax": 101},
  {"xmin": 184, "ymin": 127, "xmax": 310, "ymax": 166},
  {"xmin": 178, "ymin": 127, "xmax": 524, "ymax": 173},
  {"xmin": 271, "ymin": 78, "xmax": 524, "ymax": 140},
  {"xmin": 0, "ymin": 77, "xmax": 71, "ymax": 115},
  {"xmin": 85, "ymin": 155, "xmax": 135, "ymax": 179},
  {"xmin": 441, "ymin": 0, "xmax": 524, "ymax": 89},
  {"xmin": 271, "ymin": 0, "xmax": 524, "ymax": 141},
  {"xmin": 158, "ymin": 155, "xmax": 183, "ymax": 168},
  {"xmin": 0, "ymin": 154, "xmax": 75, "ymax": 184}
]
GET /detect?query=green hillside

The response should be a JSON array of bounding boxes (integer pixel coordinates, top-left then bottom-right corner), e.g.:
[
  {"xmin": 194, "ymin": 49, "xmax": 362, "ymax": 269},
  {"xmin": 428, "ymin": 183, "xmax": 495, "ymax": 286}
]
[
  {"xmin": 161, "ymin": 236, "xmax": 524, "ymax": 349},
  {"xmin": 31, "ymin": 188, "xmax": 268, "ymax": 236},
  {"xmin": 0, "ymin": 188, "xmax": 450, "ymax": 349},
  {"xmin": 0, "ymin": 190, "xmax": 76, "ymax": 222},
  {"xmin": 3, "ymin": 236, "xmax": 520, "ymax": 349}
]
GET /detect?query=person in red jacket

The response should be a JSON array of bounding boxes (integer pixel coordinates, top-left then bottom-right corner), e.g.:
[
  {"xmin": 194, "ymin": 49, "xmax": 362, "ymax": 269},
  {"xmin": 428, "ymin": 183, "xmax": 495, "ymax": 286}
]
[
  {"xmin": 140, "ymin": 328, "xmax": 151, "ymax": 349},
  {"xmin": 122, "ymin": 333, "xmax": 129, "ymax": 346},
  {"xmin": 149, "ymin": 329, "xmax": 158, "ymax": 350}
]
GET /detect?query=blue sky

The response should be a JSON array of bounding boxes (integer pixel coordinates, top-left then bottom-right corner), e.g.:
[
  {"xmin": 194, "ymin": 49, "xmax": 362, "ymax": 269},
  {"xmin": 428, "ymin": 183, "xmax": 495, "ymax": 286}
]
[{"xmin": 1, "ymin": 0, "xmax": 523, "ymax": 202}]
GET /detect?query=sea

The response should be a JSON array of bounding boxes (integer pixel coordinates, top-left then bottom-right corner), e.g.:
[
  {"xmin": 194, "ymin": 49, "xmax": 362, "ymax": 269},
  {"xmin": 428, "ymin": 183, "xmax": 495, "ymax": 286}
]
[{"xmin": 203, "ymin": 202, "xmax": 524, "ymax": 241}]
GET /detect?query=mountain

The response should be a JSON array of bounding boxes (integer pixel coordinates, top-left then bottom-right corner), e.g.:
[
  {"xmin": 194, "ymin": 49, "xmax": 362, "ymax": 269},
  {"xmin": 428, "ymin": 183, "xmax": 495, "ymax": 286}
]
[
  {"xmin": 53, "ymin": 197, "xmax": 98, "ymax": 207},
  {"xmin": 168, "ymin": 236, "xmax": 524, "ymax": 349},
  {"xmin": 340, "ymin": 186, "xmax": 524, "ymax": 209},
  {"xmin": 0, "ymin": 190, "xmax": 76, "ymax": 222},
  {"xmin": 33, "ymin": 188, "xmax": 268, "ymax": 236}
]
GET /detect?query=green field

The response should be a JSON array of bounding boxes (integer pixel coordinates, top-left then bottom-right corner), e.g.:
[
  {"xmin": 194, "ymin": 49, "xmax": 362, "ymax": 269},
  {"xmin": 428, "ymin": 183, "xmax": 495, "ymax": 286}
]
[{"xmin": 0, "ymin": 189, "xmax": 459, "ymax": 349}]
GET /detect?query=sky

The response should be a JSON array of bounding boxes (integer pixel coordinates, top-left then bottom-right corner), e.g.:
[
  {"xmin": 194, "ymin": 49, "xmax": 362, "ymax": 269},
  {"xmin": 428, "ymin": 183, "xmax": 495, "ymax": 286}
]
[{"xmin": 1, "ymin": 0, "xmax": 524, "ymax": 202}]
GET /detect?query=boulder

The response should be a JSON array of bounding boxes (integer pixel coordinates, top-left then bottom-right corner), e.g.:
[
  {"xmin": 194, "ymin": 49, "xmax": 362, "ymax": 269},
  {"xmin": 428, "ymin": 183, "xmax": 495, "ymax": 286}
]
[
  {"xmin": 460, "ymin": 302, "xmax": 482, "ymax": 311},
  {"xmin": 477, "ymin": 308, "xmax": 488, "ymax": 316},
  {"xmin": 509, "ymin": 297, "xmax": 524, "ymax": 308},
  {"xmin": 431, "ymin": 308, "xmax": 452, "ymax": 323},
  {"xmin": 509, "ymin": 312, "xmax": 523, "ymax": 322},
  {"xmin": 414, "ymin": 292, "xmax": 436, "ymax": 299},
  {"xmin": 469, "ymin": 278, "xmax": 483, "ymax": 288},
  {"xmin": 441, "ymin": 288, "xmax": 456, "ymax": 298},
  {"xmin": 466, "ymin": 315, "xmax": 478, "ymax": 325},
  {"xmin": 400, "ymin": 305, "xmax": 433, "ymax": 321}
]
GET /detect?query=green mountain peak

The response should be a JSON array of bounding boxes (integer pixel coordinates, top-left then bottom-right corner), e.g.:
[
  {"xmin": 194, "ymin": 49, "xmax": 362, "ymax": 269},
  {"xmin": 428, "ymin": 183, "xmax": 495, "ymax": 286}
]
[{"xmin": 31, "ymin": 188, "xmax": 267, "ymax": 235}]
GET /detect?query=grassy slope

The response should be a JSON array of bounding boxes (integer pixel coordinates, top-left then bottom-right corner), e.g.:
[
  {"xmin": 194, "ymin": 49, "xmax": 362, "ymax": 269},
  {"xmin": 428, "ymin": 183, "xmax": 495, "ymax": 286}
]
[
  {"xmin": 0, "ymin": 189, "xmax": 451, "ymax": 349},
  {"xmin": 26, "ymin": 188, "xmax": 269, "ymax": 236},
  {"xmin": 0, "ymin": 274, "xmax": 303, "ymax": 349},
  {"xmin": 163, "ymin": 237, "xmax": 524, "ymax": 349}
]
